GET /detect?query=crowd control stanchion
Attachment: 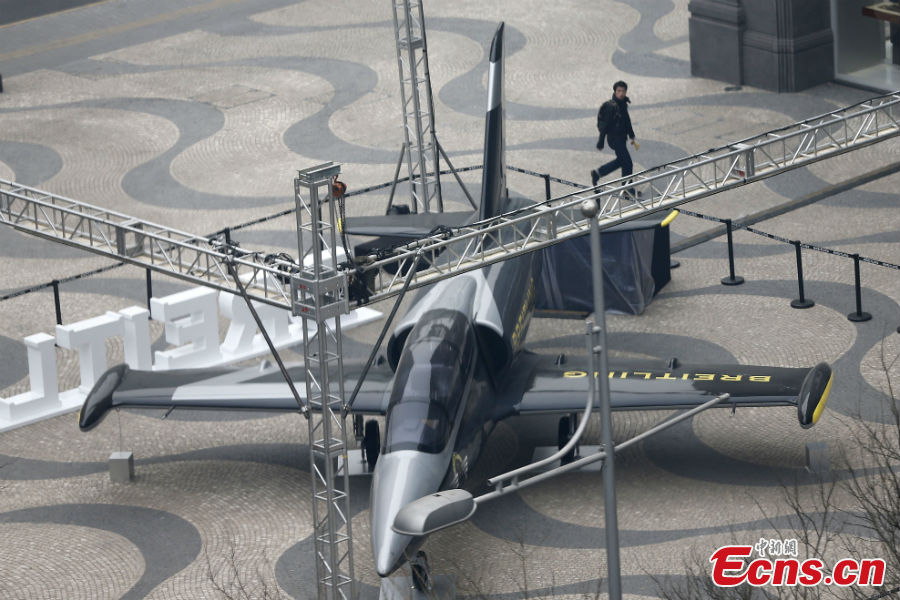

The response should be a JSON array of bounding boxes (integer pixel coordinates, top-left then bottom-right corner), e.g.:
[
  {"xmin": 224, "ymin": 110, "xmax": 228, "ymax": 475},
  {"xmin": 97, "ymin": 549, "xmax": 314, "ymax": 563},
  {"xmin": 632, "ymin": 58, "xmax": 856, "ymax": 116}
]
[
  {"xmin": 543, "ymin": 174, "xmax": 551, "ymax": 201},
  {"xmin": 720, "ymin": 219, "xmax": 744, "ymax": 286},
  {"xmin": 51, "ymin": 280, "xmax": 62, "ymax": 325},
  {"xmin": 847, "ymin": 254, "xmax": 872, "ymax": 322},
  {"xmin": 145, "ymin": 268, "xmax": 153, "ymax": 310},
  {"xmin": 790, "ymin": 240, "xmax": 814, "ymax": 309}
]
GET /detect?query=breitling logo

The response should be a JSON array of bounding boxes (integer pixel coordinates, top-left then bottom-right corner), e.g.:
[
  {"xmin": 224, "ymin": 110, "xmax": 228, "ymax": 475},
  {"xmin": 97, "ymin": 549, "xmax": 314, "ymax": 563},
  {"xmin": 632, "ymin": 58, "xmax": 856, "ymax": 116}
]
[
  {"xmin": 510, "ymin": 276, "xmax": 536, "ymax": 351},
  {"xmin": 562, "ymin": 371, "xmax": 773, "ymax": 383}
]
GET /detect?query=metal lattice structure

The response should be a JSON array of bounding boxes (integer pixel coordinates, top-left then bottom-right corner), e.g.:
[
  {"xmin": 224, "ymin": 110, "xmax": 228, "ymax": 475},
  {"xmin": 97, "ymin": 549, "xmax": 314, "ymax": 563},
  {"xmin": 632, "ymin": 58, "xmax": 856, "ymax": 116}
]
[
  {"xmin": 2, "ymin": 93, "xmax": 898, "ymax": 312},
  {"xmin": 391, "ymin": 0, "xmax": 442, "ymax": 213},
  {"xmin": 0, "ymin": 182, "xmax": 296, "ymax": 309},
  {"xmin": 356, "ymin": 92, "xmax": 900, "ymax": 303},
  {"xmin": 294, "ymin": 163, "xmax": 355, "ymax": 600}
]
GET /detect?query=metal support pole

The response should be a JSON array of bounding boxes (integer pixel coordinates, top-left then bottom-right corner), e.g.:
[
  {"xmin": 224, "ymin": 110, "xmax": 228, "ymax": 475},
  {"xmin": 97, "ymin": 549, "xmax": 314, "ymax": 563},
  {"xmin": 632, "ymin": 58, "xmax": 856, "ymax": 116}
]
[
  {"xmin": 847, "ymin": 254, "xmax": 872, "ymax": 322},
  {"xmin": 720, "ymin": 219, "xmax": 744, "ymax": 286},
  {"xmin": 436, "ymin": 140, "xmax": 477, "ymax": 209},
  {"xmin": 387, "ymin": 143, "xmax": 406, "ymax": 211},
  {"xmin": 543, "ymin": 174, "xmax": 552, "ymax": 201},
  {"xmin": 145, "ymin": 268, "xmax": 153, "ymax": 309},
  {"xmin": 583, "ymin": 199, "xmax": 622, "ymax": 600},
  {"xmin": 51, "ymin": 280, "xmax": 62, "ymax": 325},
  {"xmin": 790, "ymin": 241, "xmax": 814, "ymax": 309}
]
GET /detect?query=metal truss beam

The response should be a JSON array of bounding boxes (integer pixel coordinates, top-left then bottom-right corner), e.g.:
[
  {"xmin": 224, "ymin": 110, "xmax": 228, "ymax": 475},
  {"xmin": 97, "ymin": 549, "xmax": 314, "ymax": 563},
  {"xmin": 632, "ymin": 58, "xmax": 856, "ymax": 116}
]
[
  {"xmin": 1, "ymin": 93, "xmax": 898, "ymax": 314},
  {"xmin": 357, "ymin": 92, "xmax": 900, "ymax": 303},
  {"xmin": 0, "ymin": 181, "xmax": 297, "ymax": 310}
]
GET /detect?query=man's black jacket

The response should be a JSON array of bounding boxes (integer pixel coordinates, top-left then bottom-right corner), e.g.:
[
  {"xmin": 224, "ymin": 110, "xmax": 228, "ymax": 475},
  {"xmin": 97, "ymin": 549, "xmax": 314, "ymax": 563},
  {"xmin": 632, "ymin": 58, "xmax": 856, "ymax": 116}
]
[{"xmin": 596, "ymin": 95, "xmax": 635, "ymax": 149}]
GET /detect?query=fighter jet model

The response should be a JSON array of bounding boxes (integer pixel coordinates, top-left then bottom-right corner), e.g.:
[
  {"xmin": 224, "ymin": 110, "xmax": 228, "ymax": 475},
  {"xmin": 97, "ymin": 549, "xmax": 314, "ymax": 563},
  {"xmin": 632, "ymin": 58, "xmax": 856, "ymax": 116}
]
[{"xmin": 78, "ymin": 22, "xmax": 833, "ymax": 586}]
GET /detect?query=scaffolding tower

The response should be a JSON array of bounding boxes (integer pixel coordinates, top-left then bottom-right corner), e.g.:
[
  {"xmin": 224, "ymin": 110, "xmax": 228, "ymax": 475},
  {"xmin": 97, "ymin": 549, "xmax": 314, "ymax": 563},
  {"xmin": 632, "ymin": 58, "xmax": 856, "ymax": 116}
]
[
  {"xmin": 391, "ymin": 0, "xmax": 442, "ymax": 213},
  {"xmin": 294, "ymin": 163, "xmax": 355, "ymax": 600}
]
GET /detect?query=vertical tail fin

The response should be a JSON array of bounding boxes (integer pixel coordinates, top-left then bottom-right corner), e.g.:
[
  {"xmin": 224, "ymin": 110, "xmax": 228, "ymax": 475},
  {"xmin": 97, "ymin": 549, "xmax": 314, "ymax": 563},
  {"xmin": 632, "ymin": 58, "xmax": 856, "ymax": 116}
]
[{"xmin": 479, "ymin": 22, "xmax": 508, "ymax": 221}]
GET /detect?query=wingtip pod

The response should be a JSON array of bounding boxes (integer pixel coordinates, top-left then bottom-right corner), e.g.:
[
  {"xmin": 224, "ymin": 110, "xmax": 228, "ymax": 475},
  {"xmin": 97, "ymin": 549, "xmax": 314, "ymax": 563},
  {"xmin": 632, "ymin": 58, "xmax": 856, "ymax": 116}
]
[
  {"xmin": 797, "ymin": 362, "xmax": 833, "ymax": 428},
  {"xmin": 79, "ymin": 363, "xmax": 129, "ymax": 431}
]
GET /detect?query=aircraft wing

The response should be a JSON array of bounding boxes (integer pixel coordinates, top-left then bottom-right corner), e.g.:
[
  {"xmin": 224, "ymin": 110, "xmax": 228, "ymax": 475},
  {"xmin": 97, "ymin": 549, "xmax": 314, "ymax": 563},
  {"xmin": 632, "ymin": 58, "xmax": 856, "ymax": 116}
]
[
  {"xmin": 79, "ymin": 361, "xmax": 394, "ymax": 431},
  {"xmin": 498, "ymin": 352, "xmax": 832, "ymax": 428}
]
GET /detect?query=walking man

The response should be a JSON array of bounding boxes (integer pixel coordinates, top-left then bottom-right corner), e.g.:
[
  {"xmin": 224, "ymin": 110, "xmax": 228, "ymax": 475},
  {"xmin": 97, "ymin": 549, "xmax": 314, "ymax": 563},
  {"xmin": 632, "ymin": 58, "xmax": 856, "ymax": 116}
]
[{"xmin": 591, "ymin": 80, "xmax": 639, "ymax": 189}]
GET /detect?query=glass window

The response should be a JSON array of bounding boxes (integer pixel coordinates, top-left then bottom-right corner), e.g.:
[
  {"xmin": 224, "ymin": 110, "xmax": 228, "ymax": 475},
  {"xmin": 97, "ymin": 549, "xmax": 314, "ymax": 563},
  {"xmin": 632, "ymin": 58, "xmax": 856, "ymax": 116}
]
[
  {"xmin": 385, "ymin": 400, "xmax": 450, "ymax": 453},
  {"xmin": 384, "ymin": 310, "xmax": 475, "ymax": 453}
]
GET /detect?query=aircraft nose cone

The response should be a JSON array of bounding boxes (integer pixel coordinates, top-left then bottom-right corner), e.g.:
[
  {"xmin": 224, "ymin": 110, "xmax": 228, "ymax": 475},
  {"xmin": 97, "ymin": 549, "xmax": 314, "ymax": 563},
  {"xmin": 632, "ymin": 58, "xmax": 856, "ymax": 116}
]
[
  {"xmin": 370, "ymin": 450, "xmax": 448, "ymax": 577},
  {"xmin": 374, "ymin": 532, "xmax": 410, "ymax": 577}
]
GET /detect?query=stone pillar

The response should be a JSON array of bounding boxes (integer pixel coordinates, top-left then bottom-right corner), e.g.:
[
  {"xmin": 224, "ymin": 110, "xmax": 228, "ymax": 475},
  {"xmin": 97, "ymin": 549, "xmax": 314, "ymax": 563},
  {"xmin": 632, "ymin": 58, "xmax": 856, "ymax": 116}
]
[
  {"xmin": 689, "ymin": 0, "xmax": 835, "ymax": 92},
  {"xmin": 689, "ymin": 0, "xmax": 745, "ymax": 85},
  {"xmin": 741, "ymin": 0, "xmax": 834, "ymax": 92}
]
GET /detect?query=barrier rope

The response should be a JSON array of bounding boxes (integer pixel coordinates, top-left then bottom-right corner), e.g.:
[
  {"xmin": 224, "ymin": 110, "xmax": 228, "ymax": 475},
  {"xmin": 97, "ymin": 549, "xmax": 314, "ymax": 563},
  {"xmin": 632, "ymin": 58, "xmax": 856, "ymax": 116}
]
[
  {"xmin": 0, "ymin": 262, "xmax": 126, "ymax": 301},
  {"xmin": 676, "ymin": 208, "xmax": 900, "ymax": 271},
  {"xmin": 506, "ymin": 165, "xmax": 583, "ymax": 189}
]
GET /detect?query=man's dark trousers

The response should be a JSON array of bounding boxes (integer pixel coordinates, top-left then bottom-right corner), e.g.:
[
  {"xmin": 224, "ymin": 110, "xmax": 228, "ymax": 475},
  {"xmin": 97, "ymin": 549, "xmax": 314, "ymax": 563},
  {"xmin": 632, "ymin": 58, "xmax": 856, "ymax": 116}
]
[{"xmin": 596, "ymin": 135, "xmax": 632, "ymax": 179}]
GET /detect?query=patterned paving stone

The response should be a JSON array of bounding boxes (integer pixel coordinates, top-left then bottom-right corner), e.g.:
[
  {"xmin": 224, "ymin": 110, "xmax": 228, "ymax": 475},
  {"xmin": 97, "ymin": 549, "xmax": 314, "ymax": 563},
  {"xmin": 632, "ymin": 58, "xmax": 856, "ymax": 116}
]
[{"xmin": 0, "ymin": 0, "xmax": 898, "ymax": 598}]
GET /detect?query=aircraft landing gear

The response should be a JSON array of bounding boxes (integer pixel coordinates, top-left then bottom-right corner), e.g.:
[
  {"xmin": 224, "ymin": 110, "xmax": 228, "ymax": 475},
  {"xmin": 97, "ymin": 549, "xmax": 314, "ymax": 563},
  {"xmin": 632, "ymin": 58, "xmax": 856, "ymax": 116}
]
[
  {"xmin": 557, "ymin": 415, "xmax": 577, "ymax": 465},
  {"xmin": 364, "ymin": 419, "xmax": 381, "ymax": 471},
  {"xmin": 410, "ymin": 550, "xmax": 432, "ymax": 592}
]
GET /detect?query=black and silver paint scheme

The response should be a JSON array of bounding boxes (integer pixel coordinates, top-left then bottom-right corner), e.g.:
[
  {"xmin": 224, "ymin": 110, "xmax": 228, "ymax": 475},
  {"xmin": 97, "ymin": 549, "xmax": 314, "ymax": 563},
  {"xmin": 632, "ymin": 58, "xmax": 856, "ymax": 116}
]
[{"xmin": 77, "ymin": 22, "xmax": 834, "ymax": 581}]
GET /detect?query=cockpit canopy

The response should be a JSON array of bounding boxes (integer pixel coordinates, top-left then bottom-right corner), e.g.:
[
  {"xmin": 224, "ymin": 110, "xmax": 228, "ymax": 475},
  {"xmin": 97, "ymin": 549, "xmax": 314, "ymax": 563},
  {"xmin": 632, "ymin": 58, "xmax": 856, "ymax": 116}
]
[{"xmin": 385, "ymin": 310, "xmax": 475, "ymax": 453}]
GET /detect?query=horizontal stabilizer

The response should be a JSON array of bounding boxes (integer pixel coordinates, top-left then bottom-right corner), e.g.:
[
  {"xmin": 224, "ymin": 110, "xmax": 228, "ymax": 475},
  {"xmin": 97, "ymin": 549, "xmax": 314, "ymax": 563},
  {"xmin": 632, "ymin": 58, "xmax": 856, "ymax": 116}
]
[{"xmin": 342, "ymin": 211, "xmax": 476, "ymax": 240}]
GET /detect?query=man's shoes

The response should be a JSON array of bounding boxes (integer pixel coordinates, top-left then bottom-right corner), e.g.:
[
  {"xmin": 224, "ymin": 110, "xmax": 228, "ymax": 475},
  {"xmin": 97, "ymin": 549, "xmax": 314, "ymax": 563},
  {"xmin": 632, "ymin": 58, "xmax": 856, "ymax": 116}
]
[
  {"xmin": 626, "ymin": 188, "xmax": 643, "ymax": 199},
  {"xmin": 590, "ymin": 169, "xmax": 599, "ymax": 186}
]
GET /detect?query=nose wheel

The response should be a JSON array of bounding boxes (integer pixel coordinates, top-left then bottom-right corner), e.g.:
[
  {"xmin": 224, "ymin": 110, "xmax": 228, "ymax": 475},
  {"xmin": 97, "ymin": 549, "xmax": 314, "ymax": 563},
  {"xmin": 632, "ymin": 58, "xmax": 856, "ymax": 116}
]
[
  {"xmin": 557, "ymin": 415, "xmax": 577, "ymax": 464},
  {"xmin": 364, "ymin": 419, "xmax": 381, "ymax": 471},
  {"xmin": 410, "ymin": 550, "xmax": 432, "ymax": 592}
]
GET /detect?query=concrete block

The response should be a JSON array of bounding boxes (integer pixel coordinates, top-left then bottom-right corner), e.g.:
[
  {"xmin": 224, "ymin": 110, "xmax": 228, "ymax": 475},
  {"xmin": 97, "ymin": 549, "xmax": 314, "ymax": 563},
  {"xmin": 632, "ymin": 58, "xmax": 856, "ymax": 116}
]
[
  {"xmin": 109, "ymin": 451, "xmax": 134, "ymax": 483},
  {"xmin": 806, "ymin": 442, "xmax": 829, "ymax": 475}
]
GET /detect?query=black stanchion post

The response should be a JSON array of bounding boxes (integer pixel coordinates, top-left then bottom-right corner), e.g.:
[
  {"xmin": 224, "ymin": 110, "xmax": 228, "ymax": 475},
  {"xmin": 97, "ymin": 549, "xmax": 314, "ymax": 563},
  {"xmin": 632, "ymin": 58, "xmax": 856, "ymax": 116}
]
[
  {"xmin": 51, "ymin": 280, "xmax": 62, "ymax": 325},
  {"xmin": 720, "ymin": 219, "xmax": 744, "ymax": 286},
  {"xmin": 790, "ymin": 240, "xmax": 814, "ymax": 308},
  {"xmin": 146, "ymin": 268, "xmax": 153, "ymax": 309},
  {"xmin": 847, "ymin": 254, "xmax": 872, "ymax": 322},
  {"xmin": 543, "ymin": 174, "xmax": 551, "ymax": 201}
]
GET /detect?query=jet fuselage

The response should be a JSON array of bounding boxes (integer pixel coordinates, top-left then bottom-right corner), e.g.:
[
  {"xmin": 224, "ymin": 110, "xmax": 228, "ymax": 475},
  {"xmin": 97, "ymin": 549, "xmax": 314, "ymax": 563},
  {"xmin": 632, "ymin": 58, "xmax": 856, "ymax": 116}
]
[{"xmin": 370, "ymin": 245, "xmax": 540, "ymax": 576}]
